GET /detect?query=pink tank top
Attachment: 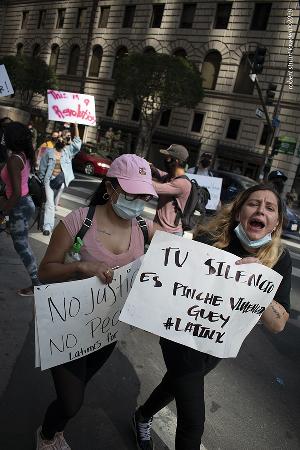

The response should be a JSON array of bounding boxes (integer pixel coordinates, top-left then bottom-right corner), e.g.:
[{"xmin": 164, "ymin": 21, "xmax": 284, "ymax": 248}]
[
  {"xmin": 62, "ymin": 207, "xmax": 153, "ymax": 268},
  {"xmin": 0, "ymin": 153, "xmax": 30, "ymax": 198}
]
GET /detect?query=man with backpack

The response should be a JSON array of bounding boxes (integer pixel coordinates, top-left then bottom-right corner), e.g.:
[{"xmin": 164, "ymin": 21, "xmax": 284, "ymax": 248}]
[{"xmin": 151, "ymin": 144, "xmax": 191, "ymax": 236}]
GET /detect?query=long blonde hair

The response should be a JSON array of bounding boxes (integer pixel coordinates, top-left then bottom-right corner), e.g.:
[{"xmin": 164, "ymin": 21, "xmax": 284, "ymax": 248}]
[{"xmin": 194, "ymin": 184, "xmax": 284, "ymax": 268}]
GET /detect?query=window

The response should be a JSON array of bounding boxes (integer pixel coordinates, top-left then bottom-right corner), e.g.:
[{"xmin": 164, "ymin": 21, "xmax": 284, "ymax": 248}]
[
  {"xmin": 160, "ymin": 109, "xmax": 171, "ymax": 127},
  {"xmin": 143, "ymin": 46, "xmax": 156, "ymax": 54},
  {"xmin": 49, "ymin": 44, "xmax": 60, "ymax": 71},
  {"xmin": 259, "ymin": 124, "xmax": 269, "ymax": 146},
  {"xmin": 191, "ymin": 112, "xmax": 204, "ymax": 133},
  {"xmin": 214, "ymin": 2, "xmax": 232, "ymax": 29},
  {"xmin": 112, "ymin": 46, "xmax": 128, "ymax": 78},
  {"xmin": 32, "ymin": 44, "xmax": 41, "ymax": 59},
  {"xmin": 76, "ymin": 8, "xmax": 87, "ymax": 28},
  {"xmin": 21, "ymin": 11, "xmax": 29, "ymax": 29},
  {"xmin": 67, "ymin": 45, "xmax": 80, "ymax": 75},
  {"xmin": 173, "ymin": 48, "xmax": 187, "ymax": 58},
  {"xmin": 226, "ymin": 119, "xmax": 241, "ymax": 140},
  {"xmin": 88, "ymin": 46, "xmax": 103, "ymax": 77},
  {"xmin": 123, "ymin": 5, "xmax": 136, "ymax": 28},
  {"xmin": 233, "ymin": 53, "xmax": 254, "ymax": 94},
  {"xmin": 106, "ymin": 100, "xmax": 115, "ymax": 117},
  {"xmin": 250, "ymin": 3, "xmax": 272, "ymax": 30},
  {"xmin": 131, "ymin": 106, "xmax": 141, "ymax": 122},
  {"xmin": 201, "ymin": 51, "xmax": 222, "ymax": 90},
  {"xmin": 99, "ymin": 6, "xmax": 110, "ymax": 28},
  {"xmin": 150, "ymin": 4, "xmax": 165, "ymax": 28},
  {"xmin": 180, "ymin": 3, "xmax": 196, "ymax": 28},
  {"xmin": 38, "ymin": 10, "xmax": 47, "ymax": 29},
  {"xmin": 16, "ymin": 43, "xmax": 24, "ymax": 56},
  {"xmin": 56, "ymin": 9, "xmax": 66, "ymax": 29}
]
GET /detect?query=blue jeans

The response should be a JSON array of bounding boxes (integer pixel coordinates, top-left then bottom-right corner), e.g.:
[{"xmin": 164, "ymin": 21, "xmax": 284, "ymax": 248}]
[
  {"xmin": 9, "ymin": 196, "xmax": 39, "ymax": 286},
  {"xmin": 43, "ymin": 181, "xmax": 65, "ymax": 232}
]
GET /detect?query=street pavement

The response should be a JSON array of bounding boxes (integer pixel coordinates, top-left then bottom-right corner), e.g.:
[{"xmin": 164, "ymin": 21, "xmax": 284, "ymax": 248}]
[{"xmin": 0, "ymin": 173, "xmax": 300, "ymax": 450}]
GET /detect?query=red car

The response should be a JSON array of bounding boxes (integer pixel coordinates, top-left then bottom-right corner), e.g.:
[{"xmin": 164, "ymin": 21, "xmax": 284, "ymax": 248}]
[{"xmin": 73, "ymin": 143, "xmax": 112, "ymax": 176}]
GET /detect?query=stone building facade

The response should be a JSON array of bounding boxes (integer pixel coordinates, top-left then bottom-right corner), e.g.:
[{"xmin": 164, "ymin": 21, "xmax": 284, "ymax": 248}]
[{"xmin": 0, "ymin": 0, "xmax": 299, "ymax": 186}]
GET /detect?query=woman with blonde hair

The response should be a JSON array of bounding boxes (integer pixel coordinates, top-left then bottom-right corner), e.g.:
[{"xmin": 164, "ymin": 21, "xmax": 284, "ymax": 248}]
[{"xmin": 133, "ymin": 183, "xmax": 291, "ymax": 450}]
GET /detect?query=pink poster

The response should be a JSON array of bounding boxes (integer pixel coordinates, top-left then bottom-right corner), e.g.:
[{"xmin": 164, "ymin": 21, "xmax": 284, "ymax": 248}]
[{"xmin": 47, "ymin": 90, "xmax": 96, "ymax": 126}]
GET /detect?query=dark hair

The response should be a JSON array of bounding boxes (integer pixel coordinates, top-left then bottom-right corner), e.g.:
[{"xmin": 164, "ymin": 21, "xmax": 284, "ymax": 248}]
[
  {"xmin": 0, "ymin": 117, "xmax": 13, "ymax": 126},
  {"xmin": 89, "ymin": 177, "xmax": 119, "ymax": 206},
  {"xmin": 4, "ymin": 122, "xmax": 36, "ymax": 170}
]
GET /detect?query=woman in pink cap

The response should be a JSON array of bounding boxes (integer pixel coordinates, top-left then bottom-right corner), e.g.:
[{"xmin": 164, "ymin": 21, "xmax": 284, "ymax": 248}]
[{"xmin": 36, "ymin": 154, "xmax": 160, "ymax": 450}]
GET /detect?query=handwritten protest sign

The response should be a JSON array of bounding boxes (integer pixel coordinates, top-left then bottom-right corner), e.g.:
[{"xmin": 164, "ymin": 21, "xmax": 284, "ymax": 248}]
[
  {"xmin": 47, "ymin": 90, "xmax": 96, "ymax": 126},
  {"xmin": 186, "ymin": 174, "xmax": 222, "ymax": 210},
  {"xmin": 120, "ymin": 232, "xmax": 283, "ymax": 358},
  {"xmin": 35, "ymin": 258, "xmax": 141, "ymax": 370},
  {"xmin": 0, "ymin": 65, "xmax": 14, "ymax": 97}
]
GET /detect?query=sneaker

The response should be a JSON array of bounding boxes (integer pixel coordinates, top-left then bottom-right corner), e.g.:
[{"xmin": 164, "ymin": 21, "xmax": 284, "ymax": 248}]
[
  {"xmin": 132, "ymin": 409, "xmax": 154, "ymax": 450},
  {"xmin": 43, "ymin": 230, "xmax": 50, "ymax": 236},
  {"xmin": 55, "ymin": 431, "xmax": 71, "ymax": 449},
  {"xmin": 36, "ymin": 427, "xmax": 59, "ymax": 450}
]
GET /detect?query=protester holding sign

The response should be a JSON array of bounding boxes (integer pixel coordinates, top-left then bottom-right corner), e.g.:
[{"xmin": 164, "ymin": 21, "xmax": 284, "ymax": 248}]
[
  {"xmin": 36, "ymin": 154, "xmax": 160, "ymax": 450},
  {"xmin": 133, "ymin": 184, "xmax": 291, "ymax": 450},
  {"xmin": 39, "ymin": 123, "xmax": 81, "ymax": 236},
  {"xmin": 0, "ymin": 122, "xmax": 40, "ymax": 296}
]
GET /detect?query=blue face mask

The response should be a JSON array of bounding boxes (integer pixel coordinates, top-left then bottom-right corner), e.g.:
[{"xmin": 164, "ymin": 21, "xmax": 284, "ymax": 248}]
[
  {"xmin": 112, "ymin": 193, "xmax": 145, "ymax": 220},
  {"xmin": 234, "ymin": 223, "xmax": 272, "ymax": 249}
]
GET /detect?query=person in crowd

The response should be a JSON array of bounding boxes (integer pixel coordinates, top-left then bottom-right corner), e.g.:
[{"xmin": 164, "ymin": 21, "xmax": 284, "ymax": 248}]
[
  {"xmin": 28, "ymin": 121, "xmax": 38, "ymax": 149},
  {"xmin": 36, "ymin": 154, "xmax": 160, "ymax": 450},
  {"xmin": 39, "ymin": 124, "xmax": 81, "ymax": 236},
  {"xmin": 0, "ymin": 117, "xmax": 13, "ymax": 167},
  {"xmin": 151, "ymin": 144, "xmax": 191, "ymax": 236},
  {"xmin": 35, "ymin": 130, "xmax": 60, "ymax": 170},
  {"xmin": 267, "ymin": 170, "xmax": 287, "ymax": 197},
  {"xmin": 187, "ymin": 152, "xmax": 213, "ymax": 176},
  {"xmin": 286, "ymin": 188, "xmax": 298, "ymax": 208},
  {"xmin": 0, "ymin": 122, "xmax": 40, "ymax": 296},
  {"xmin": 133, "ymin": 183, "xmax": 291, "ymax": 450}
]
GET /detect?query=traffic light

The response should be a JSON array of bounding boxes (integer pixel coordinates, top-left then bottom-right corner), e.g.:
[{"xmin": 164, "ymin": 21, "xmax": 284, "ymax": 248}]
[
  {"xmin": 252, "ymin": 46, "xmax": 266, "ymax": 74},
  {"xmin": 266, "ymin": 83, "xmax": 277, "ymax": 106}
]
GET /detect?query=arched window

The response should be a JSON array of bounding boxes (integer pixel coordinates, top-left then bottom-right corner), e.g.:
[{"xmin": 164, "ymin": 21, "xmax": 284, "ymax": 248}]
[
  {"xmin": 112, "ymin": 46, "xmax": 128, "ymax": 78},
  {"xmin": 49, "ymin": 44, "xmax": 60, "ymax": 72},
  {"xmin": 201, "ymin": 51, "xmax": 222, "ymax": 90},
  {"xmin": 32, "ymin": 43, "xmax": 41, "ymax": 59},
  {"xmin": 88, "ymin": 45, "xmax": 103, "ymax": 77},
  {"xmin": 173, "ymin": 48, "xmax": 187, "ymax": 58},
  {"xmin": 233, "ymin": 53, "xmax": 255, "ymax": 95},
  {"xmin": 67, "ymin": 45, "xmax": 80, "ymax": 75},
  {"xmin": 143, "ymin": 46, "xmax": 156, "ymax": 55},
  {"xmin": 16, "ymin": 43, "xmax": 24, "ymax": 56}
]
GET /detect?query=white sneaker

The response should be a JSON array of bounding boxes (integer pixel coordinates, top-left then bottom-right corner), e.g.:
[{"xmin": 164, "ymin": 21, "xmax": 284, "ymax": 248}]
[
  {"xmin": 36, "ymin": 427, "xmax": 60, "ymax": 450},
  {"xmin": 55, "ymin": 431, "xmax": 71, "ymax": 450}
]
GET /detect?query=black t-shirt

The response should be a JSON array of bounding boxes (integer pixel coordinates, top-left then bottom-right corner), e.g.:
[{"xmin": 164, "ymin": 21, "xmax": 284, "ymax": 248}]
[{"xmin": 194, "ymin": 232, "xmax": 291, "ymax": 313}]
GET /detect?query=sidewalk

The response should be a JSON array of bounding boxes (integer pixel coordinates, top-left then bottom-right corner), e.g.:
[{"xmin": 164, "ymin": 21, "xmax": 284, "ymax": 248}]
[{"xmin": 0, "ymin": 225, "xmax": 169, "ymax": 450}]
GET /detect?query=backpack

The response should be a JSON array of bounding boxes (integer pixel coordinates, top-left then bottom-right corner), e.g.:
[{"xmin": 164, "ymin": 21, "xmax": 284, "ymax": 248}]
[
  {"xmin": 28, "ymin": 173, "xmax": 46, "ymax": 208},
  {"xmin": 174, "ymin": 176, "xmax": 211, "ymax": 231}
]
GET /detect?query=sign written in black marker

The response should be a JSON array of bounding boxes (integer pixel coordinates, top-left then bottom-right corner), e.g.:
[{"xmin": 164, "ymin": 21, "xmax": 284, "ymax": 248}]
[{"xmin": 120, "ymin": 232, "xmax": 283, "ymax": 359}]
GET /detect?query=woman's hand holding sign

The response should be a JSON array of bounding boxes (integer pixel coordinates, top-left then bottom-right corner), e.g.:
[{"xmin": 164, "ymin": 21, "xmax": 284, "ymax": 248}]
[{"xmin": 78, "ymin": 261, "xmax": 115, "ymax": 284}]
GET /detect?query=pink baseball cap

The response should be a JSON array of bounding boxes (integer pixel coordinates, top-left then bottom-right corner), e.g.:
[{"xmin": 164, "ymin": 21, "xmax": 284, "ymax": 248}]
[{"xmin": 106, "ymin": 154, "xmax": 158, "ymax": 198}]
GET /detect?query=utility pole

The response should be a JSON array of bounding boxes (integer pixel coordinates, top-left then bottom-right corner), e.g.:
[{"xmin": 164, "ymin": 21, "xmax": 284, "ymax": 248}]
[{"xmin": 254, "ymin": 5, "xmax": 300, "ymax": 180}]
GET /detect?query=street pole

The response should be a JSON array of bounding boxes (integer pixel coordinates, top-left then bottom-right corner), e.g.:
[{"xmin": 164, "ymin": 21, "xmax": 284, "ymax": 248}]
[{"xmin": 258, "ymin": 4, "xmax": 300, "ymax": 180}]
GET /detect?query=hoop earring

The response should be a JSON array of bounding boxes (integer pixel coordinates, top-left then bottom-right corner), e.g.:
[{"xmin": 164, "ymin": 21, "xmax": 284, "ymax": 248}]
[{"xmin": 103, "ymin": 192, "xmax": 110, "ymax": 200}]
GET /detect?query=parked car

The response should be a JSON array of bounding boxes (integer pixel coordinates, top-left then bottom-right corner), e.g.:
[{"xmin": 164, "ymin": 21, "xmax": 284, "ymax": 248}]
[
  {"xmin": 211, "ymin": 169, "xmax": 300, "ymax": 239},
  {"xmin": 73, "ymin": 143, "xmax": 112, "ymax": 176}
]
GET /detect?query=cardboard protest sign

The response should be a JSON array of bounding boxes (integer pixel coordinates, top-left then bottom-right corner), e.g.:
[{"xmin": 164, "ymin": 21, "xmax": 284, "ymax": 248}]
[
  {"xmin": 120, "ymin": 232, "xmax": 283, "ymax": 358},
  {"xmin": 186, "ymin": 174, "xmax": 222, "ymax": 210},
  {"xmin": 47, "ymin": 90, "xmax": 96, "ymax": 126},
  {"xmin": 35, "ymin": 258, "xmax": 141, "ymax": 370},
  {"xmin": 0, "ymin": 65, "xmax": 14, "ymax": 97}
]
